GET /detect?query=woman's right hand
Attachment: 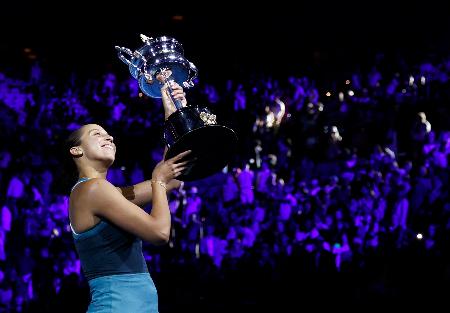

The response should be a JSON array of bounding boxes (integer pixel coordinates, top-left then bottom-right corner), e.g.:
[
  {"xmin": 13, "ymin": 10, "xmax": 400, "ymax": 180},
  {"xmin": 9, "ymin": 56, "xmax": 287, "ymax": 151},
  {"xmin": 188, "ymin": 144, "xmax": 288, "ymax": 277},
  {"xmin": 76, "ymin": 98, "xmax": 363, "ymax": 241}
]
[
  {"xmin": 152, "ymin": 150, "xmax": 192, "ymax": 184},
  {"xmin": 160, "ymin": 79, "xmax": 187, "ymax": 120}
]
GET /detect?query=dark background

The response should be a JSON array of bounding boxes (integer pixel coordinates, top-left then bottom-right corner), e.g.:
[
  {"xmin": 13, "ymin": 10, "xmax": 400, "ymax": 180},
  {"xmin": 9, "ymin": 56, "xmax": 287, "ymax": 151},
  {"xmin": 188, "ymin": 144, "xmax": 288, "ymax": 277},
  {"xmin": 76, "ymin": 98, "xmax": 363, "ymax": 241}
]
[
  {"xmin": 1, "ymin": 1, "xmax": 449, "ymax": 82},
  {"xmin": 1, "ymin": 2, "xmax": 449, "ymax": 312}
]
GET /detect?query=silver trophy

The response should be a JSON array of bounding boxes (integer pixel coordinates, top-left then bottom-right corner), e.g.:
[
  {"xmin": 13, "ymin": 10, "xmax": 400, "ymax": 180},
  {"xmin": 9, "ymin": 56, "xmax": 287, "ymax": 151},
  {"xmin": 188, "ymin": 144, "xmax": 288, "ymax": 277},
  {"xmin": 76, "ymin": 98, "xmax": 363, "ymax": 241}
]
[{"xmin": 115, "ymin": 35, "xmax": 238, "ymax": 181}]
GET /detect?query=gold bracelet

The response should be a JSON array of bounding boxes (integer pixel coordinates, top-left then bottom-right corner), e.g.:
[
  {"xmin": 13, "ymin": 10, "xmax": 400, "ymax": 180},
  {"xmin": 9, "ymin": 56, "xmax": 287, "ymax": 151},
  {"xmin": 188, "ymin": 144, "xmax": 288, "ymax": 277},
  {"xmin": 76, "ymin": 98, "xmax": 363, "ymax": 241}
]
[{"xmin": 151, "ymin": 180, "xmax": 167, "ymax": 191}]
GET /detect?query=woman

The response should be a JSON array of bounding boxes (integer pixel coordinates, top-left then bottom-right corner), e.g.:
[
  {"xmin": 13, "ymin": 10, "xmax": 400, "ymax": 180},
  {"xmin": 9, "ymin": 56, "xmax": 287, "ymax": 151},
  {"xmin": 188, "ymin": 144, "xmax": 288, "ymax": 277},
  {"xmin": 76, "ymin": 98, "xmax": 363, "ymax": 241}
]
[{"xmin": 67, "ymin": 81, "xmax": 191, "ymax": 312}]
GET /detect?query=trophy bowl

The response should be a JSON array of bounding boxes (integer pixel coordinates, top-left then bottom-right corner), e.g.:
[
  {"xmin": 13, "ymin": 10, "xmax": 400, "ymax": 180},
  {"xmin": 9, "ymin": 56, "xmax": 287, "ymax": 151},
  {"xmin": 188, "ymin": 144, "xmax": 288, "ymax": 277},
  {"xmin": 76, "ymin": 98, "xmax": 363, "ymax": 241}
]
[{"xmin": 116, "ymin": 35, "xmax": 238, "ymax": 181}]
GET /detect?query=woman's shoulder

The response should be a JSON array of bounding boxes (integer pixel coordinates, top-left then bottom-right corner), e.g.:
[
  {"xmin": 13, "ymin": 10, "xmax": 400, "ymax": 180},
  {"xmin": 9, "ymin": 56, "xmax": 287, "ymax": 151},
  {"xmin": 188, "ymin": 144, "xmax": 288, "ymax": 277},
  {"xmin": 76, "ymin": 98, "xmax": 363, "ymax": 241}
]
[
  {"xmin": 71, "ymin": 178, "xmax": 116, "ymax": 198},
  {"xmin": 70, "ymin": 178, "xmax": 120, "ymax": 216}
]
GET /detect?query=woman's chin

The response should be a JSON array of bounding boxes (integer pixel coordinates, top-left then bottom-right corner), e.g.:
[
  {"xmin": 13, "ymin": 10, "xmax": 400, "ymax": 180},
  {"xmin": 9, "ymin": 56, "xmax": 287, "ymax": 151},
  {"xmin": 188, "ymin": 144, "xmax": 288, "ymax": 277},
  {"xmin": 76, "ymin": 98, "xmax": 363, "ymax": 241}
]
[{"xmin": 104, "ymin": 157, "xmax": 115, "ymax": 167}]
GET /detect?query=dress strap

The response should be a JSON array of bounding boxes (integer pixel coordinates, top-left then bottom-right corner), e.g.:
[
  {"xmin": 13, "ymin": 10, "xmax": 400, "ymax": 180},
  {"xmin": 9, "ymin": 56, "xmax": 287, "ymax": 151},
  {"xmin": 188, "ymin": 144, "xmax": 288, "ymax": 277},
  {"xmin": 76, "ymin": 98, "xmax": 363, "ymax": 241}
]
[{"xmin": 71, "ymin": 177, "xmax": 92, "ymax": 192}]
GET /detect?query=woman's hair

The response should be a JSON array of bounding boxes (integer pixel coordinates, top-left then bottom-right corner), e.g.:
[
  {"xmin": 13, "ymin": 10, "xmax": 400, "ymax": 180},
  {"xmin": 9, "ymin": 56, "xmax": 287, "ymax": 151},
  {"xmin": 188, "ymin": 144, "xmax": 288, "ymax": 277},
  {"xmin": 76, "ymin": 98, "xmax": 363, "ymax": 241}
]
[
  {"xmin": 52, "ymin": 126, "xmax": 85, "ymax": 195},
  {"xmin": 65, "ymin": 127, "xmax": 84, "ymax": 153},
  {"xmin": 65, "ymin": 126, "xmax": 85, "ymax": 177}
]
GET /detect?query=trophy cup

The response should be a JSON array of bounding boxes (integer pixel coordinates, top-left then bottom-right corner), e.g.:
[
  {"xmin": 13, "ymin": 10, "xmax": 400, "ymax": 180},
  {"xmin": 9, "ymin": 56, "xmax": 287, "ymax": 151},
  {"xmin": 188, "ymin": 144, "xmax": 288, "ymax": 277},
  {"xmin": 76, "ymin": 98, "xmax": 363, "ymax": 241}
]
[{"xmin": 115, "ymin": 35, "xmax": 238, "ymax": 181}]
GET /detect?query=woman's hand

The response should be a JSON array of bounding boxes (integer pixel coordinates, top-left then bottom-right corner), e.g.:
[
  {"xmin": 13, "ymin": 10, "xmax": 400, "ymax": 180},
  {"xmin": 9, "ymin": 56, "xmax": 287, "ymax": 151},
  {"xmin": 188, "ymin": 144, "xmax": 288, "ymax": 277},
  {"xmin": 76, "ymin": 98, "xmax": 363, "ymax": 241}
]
[
  {"xmin": 152, "ymin": 150, "xmax": 192, "ymax": 184},
  {"xmin": 166, "ymin": 80, "xmax": 187, "ymax": 106},
  {"xmin": 161, "ymin": 80, "xmax": 187, "ymax": 119}
]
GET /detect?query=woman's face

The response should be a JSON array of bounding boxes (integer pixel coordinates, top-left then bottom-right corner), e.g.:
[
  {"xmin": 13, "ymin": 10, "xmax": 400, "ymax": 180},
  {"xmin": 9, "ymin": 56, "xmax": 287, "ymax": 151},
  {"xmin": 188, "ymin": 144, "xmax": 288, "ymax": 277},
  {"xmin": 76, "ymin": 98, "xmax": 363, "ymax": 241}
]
[{"xmin": 76, "ymin": 124, "xmax": 116, "ymax": 165}]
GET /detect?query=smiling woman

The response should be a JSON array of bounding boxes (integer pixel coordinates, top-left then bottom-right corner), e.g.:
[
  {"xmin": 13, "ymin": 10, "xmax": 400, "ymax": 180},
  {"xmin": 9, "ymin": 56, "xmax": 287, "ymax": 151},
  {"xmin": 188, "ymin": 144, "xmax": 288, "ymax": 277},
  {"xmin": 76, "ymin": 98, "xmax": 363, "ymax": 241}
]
[
  {"xmin": 68, "ymin": 125, "xmax": 116, "ymax": 174},
  {"xmin": 65, "ymin": 82, "xmax": 193, "ymax": 312}
]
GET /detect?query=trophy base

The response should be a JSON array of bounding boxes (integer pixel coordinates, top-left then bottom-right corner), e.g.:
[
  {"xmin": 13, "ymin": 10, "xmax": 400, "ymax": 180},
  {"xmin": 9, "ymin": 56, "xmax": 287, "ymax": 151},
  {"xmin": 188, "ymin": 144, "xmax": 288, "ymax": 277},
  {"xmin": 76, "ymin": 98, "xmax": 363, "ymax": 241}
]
[{"xmin": 165, "ymin": 125, "xmax": 238, "ymax": 181}]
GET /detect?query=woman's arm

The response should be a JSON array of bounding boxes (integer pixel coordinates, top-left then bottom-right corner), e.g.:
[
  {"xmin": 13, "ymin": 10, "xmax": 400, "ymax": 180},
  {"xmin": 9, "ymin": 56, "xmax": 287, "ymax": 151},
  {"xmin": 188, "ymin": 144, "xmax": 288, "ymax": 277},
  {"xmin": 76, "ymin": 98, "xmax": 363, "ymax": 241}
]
[
  {"xmin": 116, "ymin": 179, "xmax": 182, "ymax": 207},
  {"xmin": 81, "ymin": 151, "xmax": 190, "ymax": 245},
  {"xmin": 117, "ymin": 80, "xmax": 187, "ymax": 206},
  {"xmin": 85, "ymin": 178, "xmax": 170, "ymax": 245}
]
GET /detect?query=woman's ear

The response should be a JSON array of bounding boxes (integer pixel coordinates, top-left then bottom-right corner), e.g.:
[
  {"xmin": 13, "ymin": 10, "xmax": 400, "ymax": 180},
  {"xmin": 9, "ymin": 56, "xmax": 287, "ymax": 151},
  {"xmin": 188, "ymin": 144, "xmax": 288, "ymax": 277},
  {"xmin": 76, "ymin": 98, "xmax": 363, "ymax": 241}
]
[{"xmin": 70, "ymin": 147, "xmax": 83, "ymax": 157}]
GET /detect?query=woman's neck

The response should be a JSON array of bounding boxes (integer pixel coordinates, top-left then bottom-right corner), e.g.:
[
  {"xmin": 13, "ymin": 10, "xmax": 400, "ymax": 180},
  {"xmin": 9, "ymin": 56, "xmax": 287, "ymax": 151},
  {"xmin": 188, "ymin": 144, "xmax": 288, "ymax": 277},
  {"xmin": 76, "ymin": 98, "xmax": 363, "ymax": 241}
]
[{"xmin": 79, "ymin": 167, "xmax": 107, "ymax": 180}]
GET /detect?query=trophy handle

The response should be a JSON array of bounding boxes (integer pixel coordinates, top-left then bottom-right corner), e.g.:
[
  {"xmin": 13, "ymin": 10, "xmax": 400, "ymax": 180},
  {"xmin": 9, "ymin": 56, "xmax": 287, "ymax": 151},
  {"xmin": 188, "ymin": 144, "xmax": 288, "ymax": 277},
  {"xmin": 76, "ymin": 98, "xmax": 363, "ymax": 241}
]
[
  {"xmin": 184, "ymin": 62, "xmax": 198, "ymax": 88},
  {"xmin": 140, "ymin": 34, "xmax": 153, "ymax": 44},
  {"xmin": 115, "ymin": 46, "xmax": 146, "ymax": 76}
]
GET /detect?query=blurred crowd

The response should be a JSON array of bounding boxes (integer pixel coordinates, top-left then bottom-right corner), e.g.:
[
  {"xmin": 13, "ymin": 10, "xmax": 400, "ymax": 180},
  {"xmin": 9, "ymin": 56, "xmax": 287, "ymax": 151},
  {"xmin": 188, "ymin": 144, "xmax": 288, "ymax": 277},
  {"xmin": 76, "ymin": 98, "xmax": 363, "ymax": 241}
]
[{"xmin": 0, "ymin": 51, "xmax": 449, "ymax": 312}]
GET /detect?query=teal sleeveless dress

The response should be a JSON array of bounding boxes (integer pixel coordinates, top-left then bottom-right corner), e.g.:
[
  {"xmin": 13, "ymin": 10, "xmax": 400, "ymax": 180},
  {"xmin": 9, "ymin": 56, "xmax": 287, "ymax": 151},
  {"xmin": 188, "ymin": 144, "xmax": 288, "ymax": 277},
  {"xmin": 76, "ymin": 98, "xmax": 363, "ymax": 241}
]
[{"xmin": 71, "ymin": 178, "xmax": 158, "ymax": 313}]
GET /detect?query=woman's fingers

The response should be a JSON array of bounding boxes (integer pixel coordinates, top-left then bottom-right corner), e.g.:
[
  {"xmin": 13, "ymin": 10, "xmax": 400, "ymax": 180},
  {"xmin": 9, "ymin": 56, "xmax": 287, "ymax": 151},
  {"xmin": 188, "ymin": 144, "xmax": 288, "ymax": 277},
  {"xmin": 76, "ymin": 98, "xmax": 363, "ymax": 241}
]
[
  {"xmin": 161, "ymin": 150, "xmax": 194, "ymax": 179},
  {"xmin": 169, "ymin": 81, "xmax": 181, "ymax": 88},
  {"xmin": 172, "ymin": 87, "xmax": 184, "ymax": 94},
  {"xmin": 168, "ymin": 82, "xmax": 187, "ymax": 106},
  {"xmin": 170, "ymin": 83, "xmax": 185, "ymax": 95},
  {"xmin": 170, "ymin": 150, "xmax": 192, "ymax": 162},
  {"xmin": 172, "ymin": 91, "xmax": 185, "ymax": 100},
  {"xmin": 174, "ymin": 160, "xmax": 190, "ymax": 168},
  {"xmin": 176, "ymin": 156, "xmax": 197, "ymax": 166},
  {"xmin": 167, "ymin": 159, "xmax": 194, "ymax": 178},
  {"xmin": 174, "ymin": 167, "xmax": 187, "ymax": 177}
]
